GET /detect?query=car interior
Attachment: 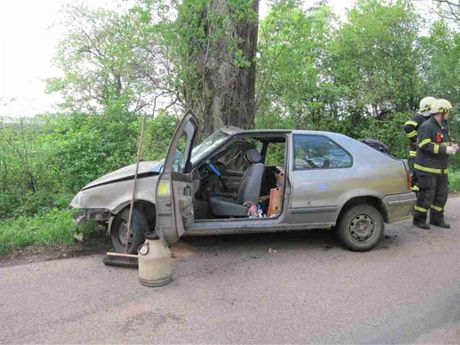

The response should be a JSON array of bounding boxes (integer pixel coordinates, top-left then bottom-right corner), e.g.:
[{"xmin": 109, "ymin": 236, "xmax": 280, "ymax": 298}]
[{"xmin": 192, "ymin": 135, "xmax": 287, "ymax": 220}]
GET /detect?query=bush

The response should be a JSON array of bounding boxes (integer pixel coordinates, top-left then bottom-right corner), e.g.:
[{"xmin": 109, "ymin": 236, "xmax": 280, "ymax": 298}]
[
  {"xmin": 449, "ymin": 170, "xmax": 460, "ymax": 193},
  {"xmin": 0, "ymin": 112, "xmax": 177, "ymax": 221},
  {"xmin": 0, "ymin": 208, "xmax": 99, "ymax": 255}
]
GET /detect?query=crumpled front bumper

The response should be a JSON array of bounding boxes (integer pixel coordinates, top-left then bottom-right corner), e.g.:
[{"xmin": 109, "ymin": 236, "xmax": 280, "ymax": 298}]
[
  {"xmin": 70, "ymin": 191, "xmax": 112, "ymax": 224},
  {"xmin": 72, "ymin": 208, "xmax": 112, "ymax": 225}
]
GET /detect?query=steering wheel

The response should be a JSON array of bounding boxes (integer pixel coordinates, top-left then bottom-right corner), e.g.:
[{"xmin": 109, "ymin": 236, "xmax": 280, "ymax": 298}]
[
  {"xmin": 206, "ymin": 162, "xmax": 222, "ymax": 176},
  {"xmin": 206, "ymin": 161, "xmax": 228, "ymax": 191}
]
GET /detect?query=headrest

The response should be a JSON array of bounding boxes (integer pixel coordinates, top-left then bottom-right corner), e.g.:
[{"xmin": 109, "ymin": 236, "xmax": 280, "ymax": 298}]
[{"xmin": 245, "ymin": 149, "xmax": 262, "ymax": 164}]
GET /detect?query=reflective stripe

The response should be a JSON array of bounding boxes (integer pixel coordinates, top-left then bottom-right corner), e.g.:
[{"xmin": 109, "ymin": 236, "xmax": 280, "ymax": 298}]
[
  {"xmin": 414, "ymin": 205, "xmax": 428, "ymax": 213},
  {"xmin": 418, "ymin": 139, "xmax": 431, "ymax": 148},
  {"xmin": 414, "ymin": 164, "xmax": 442, "ymax": 174},
  {"xmin": 434, "ymin": 144, "xmax": 439, "ymax": 154},
  {"xmin": 409, "ymin": 150, "xmax": 416, "ymax": 157},
  {"xmin": 406, "ymin": 130, "xmax": 417, "ymax": 138},
  {"xmin": 444, "ymin": 169, "xmax": 449, "ymax": 174},
  {"xmin": 405, "ymin": 120, "xmax": 418, "ymax": 127},
  {"xmin": 431, "ymin": 204, "xmax": 443, "ymax": 212},
  {"xmin": 411, "ymin": 185, "xmax": 420, "ymax": 192}
]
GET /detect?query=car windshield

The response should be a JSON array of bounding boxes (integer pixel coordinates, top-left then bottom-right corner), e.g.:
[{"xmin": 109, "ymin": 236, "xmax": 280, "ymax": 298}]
[{"xmin": 191, "ymin": 129, "xmax": 229, "ymax": 164}]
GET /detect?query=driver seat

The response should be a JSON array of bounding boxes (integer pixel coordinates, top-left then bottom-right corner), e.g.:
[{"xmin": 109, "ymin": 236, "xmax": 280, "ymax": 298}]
[{"xmin": 209, "ymin": 149, "xmax": 264, "ymax": 217}]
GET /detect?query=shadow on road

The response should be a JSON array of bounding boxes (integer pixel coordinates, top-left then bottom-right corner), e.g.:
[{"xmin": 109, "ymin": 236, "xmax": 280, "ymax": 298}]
[
  {"xmin": 182, "ymin": 229, "xmax": 342, "ymax": 253},
  {"xmin": 178, "ymin": 227, "xmax": 402, "ymax": 255}
]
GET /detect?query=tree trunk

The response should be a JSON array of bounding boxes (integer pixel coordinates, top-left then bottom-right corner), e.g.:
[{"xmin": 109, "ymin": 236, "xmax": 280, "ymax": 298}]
[{"xmin": 181, "ymin": 0, "xmax": 259, "ymax": 138}]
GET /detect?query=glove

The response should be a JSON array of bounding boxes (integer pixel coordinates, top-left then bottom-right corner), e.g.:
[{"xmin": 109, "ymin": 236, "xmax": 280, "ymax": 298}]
[{"xmin": 446, "ymin": 145, "xmax": 458, "ymax": 155}]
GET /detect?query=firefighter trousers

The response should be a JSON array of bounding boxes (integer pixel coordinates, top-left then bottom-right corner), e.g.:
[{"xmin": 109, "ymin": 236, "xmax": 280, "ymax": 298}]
[
  {"xmin": 413, "ymin": 172, "xmax": 448, "ymax": 222},
  {"xmin": 408, "ymin": 157, "xmax": 418, "ymax": 190}
]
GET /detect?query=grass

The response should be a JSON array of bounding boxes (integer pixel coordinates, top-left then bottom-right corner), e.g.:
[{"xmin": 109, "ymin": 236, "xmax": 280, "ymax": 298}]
[
  {"xmin": 0, "ymin": 208, "xmax": 98, "ymax": 255},
  {"xmin": 449, "ymin": 170, "xmax": 460, "ymax": 193}
]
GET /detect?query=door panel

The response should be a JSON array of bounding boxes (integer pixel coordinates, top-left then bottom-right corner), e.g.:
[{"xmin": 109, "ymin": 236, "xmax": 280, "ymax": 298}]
[
  {"xmin": 155, "ymin": 111, "xmax": 198, "ymax": 245},
  {"xmin": 290, "ymin": 169, "xmax": 347, "ymax": 224},
  {"xmin": 289, "ymin": 134, "xmax": 354, "ymax": 225}
]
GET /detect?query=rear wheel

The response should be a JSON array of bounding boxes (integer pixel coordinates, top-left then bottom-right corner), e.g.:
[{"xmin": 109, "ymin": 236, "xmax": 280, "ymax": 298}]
[
  {"xmin": 337, "ymin": 204, "xmax": 384, "ymax": 251},
  {"xmin": 110, "ymin": 208, "xmax": 149, "ymax": 254}
]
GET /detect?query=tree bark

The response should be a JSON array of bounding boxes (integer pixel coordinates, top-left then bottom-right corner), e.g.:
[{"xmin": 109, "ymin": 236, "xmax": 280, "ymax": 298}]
[{"xmin": 182, "ymin": 0, "xmax": 259, "ymax": 138}]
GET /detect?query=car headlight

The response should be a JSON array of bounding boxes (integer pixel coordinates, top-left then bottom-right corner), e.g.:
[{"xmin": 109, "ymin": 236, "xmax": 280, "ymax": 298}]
[{"xmin": 70, "ymin": 191, "xmax": 83, "ymax": 208}]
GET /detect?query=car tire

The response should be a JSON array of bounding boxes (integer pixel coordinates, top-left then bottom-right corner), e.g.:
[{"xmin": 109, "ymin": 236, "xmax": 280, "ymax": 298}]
[
  {"xmin": 110, "ymin": 208, "xmax": 148, "ymax": 254},
  {"xmin": 337, "ymin": 204, "xmax": 384, "ymax": 252}
]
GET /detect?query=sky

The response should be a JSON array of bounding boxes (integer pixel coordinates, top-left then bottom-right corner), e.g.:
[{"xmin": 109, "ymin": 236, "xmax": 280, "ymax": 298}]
[{"xmin": 0, "ymin": 0, "xmax": 357, "ymax": 117}]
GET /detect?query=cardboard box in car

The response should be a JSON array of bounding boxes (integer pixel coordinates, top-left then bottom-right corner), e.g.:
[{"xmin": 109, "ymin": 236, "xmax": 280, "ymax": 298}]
[{"xmin": 267, "ymin": 187, "xmax": 283, "ymax": 217}]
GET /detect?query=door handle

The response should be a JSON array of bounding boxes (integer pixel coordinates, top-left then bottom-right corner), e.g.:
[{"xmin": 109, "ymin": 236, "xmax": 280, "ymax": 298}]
[{"xmin": 184, "ymin": 185, "xmax": 192, "ymax": 196}]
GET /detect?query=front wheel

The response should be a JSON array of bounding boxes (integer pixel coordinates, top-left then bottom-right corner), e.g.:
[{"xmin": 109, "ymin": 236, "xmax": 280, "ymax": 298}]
[
  {"xmin": 110, "ymin": 208, "xmax": 149, "ymax": 254},
  {"xmin": 337, "ymin": 204, "xmax": 384, "ymax": 251}
]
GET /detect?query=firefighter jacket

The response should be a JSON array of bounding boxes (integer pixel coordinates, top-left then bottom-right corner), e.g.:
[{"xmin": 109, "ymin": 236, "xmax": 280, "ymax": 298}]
[
  {"xmin": 414, "ymin": 117, "xmax": 450, "ymax": 175},
  {"xmin": 403, "ymin": 112, "xmax": 430, "ymax": 158}
]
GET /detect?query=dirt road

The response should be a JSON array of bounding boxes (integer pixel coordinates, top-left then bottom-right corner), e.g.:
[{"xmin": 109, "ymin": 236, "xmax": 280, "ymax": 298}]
[{"xmin": 1, "ymin": 198, "xmax": 460, "ymax": 344}]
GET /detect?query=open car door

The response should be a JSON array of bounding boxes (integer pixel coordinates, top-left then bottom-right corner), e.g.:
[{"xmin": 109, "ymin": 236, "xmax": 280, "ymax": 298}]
[{"xmin": 155, "ymin": 111, "xmax": 198, "ymax": 245}]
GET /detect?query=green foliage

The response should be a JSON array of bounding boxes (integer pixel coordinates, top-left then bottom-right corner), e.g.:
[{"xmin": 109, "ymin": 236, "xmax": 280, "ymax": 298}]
[
  {"xmin": 47, "ymin": 112, "xmax": 139, "ymax": 191},
  {"xmin": 0, "ymin": 113, "xmax": 176, "ymax": 220},
  {"xmin": 448, "ymin": 170, "xmax": 460, "ymax": 193},
  {"xmin": 256, "ymin": 0, "xmax": 460, "ymax": 163},
  {"xmin": 329, "ymin": 0, "xmax": 422, "ymax": 115},
  {"xmin": 0, "ymin": 208, "xmax": 98, "ymax": 255},
  {"xmin": 47, "ymin": 3, "xmax": 176, "ymax": 115},
  {"xmin": 257, "ymin": 1, "xmax": 338, "ymax": 129},
  {"xmin": 358, "ymin": 113, "xmax": 408, "ymax": 158},
  {"xmin": 143, "ymin": 112, "xmax": 178, "ymax": 161}
]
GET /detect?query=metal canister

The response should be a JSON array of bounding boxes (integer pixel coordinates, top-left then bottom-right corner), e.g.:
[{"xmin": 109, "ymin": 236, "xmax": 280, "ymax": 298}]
[{"xmin": 138, "ymin": 232, "xmax": 172, "ymax": 287}]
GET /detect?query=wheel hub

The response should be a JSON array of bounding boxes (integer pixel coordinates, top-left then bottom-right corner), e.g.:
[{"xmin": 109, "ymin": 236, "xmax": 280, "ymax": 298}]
[
  {"xmin": 349, "ymin": 214, "xmax": 375, "ymax": 241},
  {"xmin": 118, "ymin": 219, "xmax": 133, "ymax": 246}
]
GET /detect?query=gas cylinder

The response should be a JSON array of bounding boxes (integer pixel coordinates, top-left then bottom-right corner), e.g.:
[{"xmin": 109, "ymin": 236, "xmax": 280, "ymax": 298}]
[{"xmin": 138, "ymin": 232, "xmax": 172, "ymax": 287}]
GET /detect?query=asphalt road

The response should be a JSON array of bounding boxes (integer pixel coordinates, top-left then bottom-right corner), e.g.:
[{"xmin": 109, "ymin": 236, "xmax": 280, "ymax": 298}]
[{"xmin": 1, "ymin": 198, "xmax": 460, "ymax": 344}]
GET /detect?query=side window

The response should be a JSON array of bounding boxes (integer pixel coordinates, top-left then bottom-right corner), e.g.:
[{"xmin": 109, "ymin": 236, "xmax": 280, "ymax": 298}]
[{"xmin": 293, "ymin": 135, "xmax": 352, "ymax": 170}]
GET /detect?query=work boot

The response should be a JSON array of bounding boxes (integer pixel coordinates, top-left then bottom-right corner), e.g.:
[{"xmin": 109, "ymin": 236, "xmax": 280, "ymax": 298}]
[
  {"xmin": 413, "ymin": 218, "xmax": 431, "ymax": 230},
  {"xmin": 430, "ymin": 219, "xmax": 451, "ymax": 229}
]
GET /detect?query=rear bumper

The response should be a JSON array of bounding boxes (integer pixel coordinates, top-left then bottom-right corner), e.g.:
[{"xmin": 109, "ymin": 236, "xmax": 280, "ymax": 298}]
[{"xmin": 382, "ymin": 192, "xmax": 416, "ymax": 223}]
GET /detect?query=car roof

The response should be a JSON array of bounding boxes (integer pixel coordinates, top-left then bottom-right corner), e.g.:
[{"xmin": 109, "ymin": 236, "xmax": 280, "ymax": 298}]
[{"xmin": 220, "ymin": 126, "xmax": 343, "ymax": 138}]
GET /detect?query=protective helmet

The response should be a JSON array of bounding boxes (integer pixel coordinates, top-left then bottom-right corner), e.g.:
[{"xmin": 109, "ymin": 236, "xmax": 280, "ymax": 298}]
[
  {"xmin": 419, "ymin": 96, "xmax": 436, "ymax": 113},
  {"xmin": 430, "ymin": 99, "xmax": 453, "ymax": 115}
]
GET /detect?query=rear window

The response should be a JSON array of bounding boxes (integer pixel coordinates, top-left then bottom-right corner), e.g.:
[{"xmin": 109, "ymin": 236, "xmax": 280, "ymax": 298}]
[{"xmin": 293, "ymin": 135, "xmax": 353, "ymax": 170}]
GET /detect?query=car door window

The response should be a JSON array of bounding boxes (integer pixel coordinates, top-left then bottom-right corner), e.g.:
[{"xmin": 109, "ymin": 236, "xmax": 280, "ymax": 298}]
[
  {"xmin": 173, "ymin": 134, "xmax": 188, "ymax": 173},
  {"xmin": 294, "ymin": 135, "xmax": 352, "ymax": 170}
]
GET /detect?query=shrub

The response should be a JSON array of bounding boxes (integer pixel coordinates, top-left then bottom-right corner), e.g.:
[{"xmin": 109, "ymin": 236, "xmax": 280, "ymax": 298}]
[{"xmin": 0, "ymin": 208, "xmax": 98, "ymax": 255}]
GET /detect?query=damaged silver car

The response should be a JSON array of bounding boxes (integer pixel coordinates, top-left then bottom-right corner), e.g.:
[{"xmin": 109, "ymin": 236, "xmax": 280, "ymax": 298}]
[{"xmin": 70, "ymin": 111, "xmax": 416, "ymax": 252}]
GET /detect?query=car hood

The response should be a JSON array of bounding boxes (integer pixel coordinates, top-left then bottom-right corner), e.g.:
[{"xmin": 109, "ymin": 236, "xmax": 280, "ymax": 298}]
[{"xmin": 82, "ymin": 160, "xmax": 164, "ymax": 190}]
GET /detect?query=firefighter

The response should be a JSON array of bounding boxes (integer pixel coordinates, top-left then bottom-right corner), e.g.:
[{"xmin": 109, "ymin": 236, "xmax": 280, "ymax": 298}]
[
  {"xmin": 413, "ymin": 99, "xmax": 458, "ymax": 230},
  {"xmin": 403, "ymin": 96, "xmax": 437, "ymax": 191}
]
